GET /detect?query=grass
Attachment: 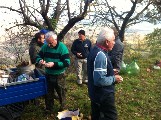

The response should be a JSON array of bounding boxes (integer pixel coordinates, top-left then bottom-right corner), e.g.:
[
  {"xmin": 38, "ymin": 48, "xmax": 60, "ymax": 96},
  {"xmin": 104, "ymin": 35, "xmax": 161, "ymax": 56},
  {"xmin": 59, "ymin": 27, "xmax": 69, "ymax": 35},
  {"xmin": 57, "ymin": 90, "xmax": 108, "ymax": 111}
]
[{"xmin": 19, "ymin": 57, "xmax": 161, "ymax": 120}]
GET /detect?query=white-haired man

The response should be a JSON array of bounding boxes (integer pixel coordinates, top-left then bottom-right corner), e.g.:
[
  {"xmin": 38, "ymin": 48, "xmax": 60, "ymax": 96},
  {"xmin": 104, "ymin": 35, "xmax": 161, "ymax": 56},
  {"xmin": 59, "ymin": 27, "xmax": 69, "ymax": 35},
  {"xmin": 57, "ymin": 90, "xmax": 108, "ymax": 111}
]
[
  {"xmin": 87, "ymin": 27, "xmax": 123, "ymax": 120},
  {"xmin": 36, "ymin": 31, "xmax": 70, "ymax": 112}
]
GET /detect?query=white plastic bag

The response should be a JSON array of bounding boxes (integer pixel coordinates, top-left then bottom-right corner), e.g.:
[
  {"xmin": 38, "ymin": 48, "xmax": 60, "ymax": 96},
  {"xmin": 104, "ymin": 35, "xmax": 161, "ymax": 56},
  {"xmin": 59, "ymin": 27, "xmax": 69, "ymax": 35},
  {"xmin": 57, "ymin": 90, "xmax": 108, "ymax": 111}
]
[{"xmin": 57, "ymin": 109, "xmax": 80, "ymax": 120}]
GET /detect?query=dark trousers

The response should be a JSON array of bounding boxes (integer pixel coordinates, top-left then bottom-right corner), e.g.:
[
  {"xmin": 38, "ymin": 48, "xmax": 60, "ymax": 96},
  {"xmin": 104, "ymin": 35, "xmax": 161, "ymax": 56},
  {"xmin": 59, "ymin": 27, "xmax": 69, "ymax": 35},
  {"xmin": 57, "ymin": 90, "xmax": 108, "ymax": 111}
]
[
  {"xmin": 91, "ymin": 92, "xmax": 117, "ymax": 120},
  {"xmin": 45, "ymin": 74, "xmax": 66, "ymax": 111}
]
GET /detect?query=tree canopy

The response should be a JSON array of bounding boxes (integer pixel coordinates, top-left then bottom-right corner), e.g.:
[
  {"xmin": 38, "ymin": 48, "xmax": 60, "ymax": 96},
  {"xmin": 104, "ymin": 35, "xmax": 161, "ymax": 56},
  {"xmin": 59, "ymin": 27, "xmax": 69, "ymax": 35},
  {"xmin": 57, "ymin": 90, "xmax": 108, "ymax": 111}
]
[
  {"xmin": 152, "ymin": 0, "xmax": 161, "ymax": 13},
  {"xmin": 145, "ymin": 28, "xmax": 161, "ymax": 57},
  {"xmin": 0, "ymin": 0, "xmax": 160, "ymax": 42},
  {"xmin": 89, "ymin": 0, "xmax": 161, "ymax": 42},
  {"xmin": 0, "ymin": 0, "xmax": 94, "ymax": 41}
]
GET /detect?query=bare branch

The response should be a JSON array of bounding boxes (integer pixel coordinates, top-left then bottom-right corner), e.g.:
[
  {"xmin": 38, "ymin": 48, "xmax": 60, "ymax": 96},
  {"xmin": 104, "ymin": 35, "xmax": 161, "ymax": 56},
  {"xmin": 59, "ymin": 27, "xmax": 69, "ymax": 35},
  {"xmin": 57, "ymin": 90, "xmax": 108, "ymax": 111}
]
[
  {"xmin": 39, "ymin": 0, "xmax": 46, "ymax": 13},
  {"xmin": 19, "ymin": 0, "xmax": 28, "ymax": 23},
  {"xmin": 5, "ymin": 24, "xmax": 26, "ymax": 31},
  {"xmin": 25, "ymin": 6, "xmax": 42, "ymax": 27},
  {"xmin": 44, "ymin": 0, "xmax": 50, "ymax": 15},
  {"xmin": 129, "ymin": 0, "xmax": 151, "ymax": 23},
  {"xmin": 66, "ymin": 0, "xmax": 71, "ymax": 20},
  {"xmin": 57, "ymin": 0, "xmax": 91, "ymax": 40},
  {"xmin": 105, "ymin": 0, "xmax": 119, "ymax": 30},
  {"xmin": 0, "ymin": 6, "xmax": 22, "ymax": 14}
]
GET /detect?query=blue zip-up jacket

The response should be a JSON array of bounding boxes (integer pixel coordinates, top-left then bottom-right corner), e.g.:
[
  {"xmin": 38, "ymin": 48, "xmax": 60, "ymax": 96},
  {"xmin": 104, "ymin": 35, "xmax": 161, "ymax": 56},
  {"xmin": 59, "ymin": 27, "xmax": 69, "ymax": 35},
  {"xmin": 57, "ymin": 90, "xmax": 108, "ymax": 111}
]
[
  {"xmin": 87, "ymin": 45, "xmax": 116, "ymax": 103},
  {"xmin": 71, "ymin": 39, "xmax": 92, "ymax": 59}
]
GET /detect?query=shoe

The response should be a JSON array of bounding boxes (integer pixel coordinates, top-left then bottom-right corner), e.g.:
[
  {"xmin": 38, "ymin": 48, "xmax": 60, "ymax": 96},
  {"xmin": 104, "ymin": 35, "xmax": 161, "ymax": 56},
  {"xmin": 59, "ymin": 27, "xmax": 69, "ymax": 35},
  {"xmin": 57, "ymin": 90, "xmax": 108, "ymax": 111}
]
[{"xmin": 77, "ymin": 80, "xmax": 82, "ymax": 85}]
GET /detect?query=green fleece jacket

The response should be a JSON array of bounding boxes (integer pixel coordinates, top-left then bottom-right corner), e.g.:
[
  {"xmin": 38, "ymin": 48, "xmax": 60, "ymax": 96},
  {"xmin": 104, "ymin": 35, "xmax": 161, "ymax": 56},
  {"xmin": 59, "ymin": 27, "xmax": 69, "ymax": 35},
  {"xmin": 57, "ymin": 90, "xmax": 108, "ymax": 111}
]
[{"xmin": 36, "ymin": 41, "xmax": 70, "ymax": 75}]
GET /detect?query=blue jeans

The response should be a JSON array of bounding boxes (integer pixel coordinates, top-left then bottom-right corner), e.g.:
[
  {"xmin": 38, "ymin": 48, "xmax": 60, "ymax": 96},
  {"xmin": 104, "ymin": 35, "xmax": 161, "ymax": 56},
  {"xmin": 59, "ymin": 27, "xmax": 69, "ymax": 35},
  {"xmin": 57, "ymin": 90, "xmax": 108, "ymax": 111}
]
[{"xmin": 91, "ymin": 92, "xmax": 117, "ymax": 120}]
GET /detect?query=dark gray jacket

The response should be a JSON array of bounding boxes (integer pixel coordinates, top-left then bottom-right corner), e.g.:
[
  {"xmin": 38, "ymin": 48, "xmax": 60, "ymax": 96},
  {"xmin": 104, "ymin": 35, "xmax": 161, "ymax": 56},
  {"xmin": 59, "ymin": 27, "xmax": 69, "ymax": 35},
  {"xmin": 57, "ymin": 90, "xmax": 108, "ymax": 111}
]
[
  {"xmin": 108, "ymin": 37, "xmax": 124, "ymax": 70},
  {"xmin": 29, "ymin": 38, "xmax": 43, "ymax": 64}
]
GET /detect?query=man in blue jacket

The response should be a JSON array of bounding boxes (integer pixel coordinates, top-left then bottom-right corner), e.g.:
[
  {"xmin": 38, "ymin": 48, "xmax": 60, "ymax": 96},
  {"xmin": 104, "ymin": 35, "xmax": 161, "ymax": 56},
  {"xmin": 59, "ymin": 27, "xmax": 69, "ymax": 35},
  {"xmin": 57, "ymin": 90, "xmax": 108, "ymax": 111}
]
[
  {"xmin": 71, "ymin": 30, "xmax": 92, "ymax": 85},
  {"xmin": 87, "ymin": 27, "xmax": 123, "ymax": 120}
]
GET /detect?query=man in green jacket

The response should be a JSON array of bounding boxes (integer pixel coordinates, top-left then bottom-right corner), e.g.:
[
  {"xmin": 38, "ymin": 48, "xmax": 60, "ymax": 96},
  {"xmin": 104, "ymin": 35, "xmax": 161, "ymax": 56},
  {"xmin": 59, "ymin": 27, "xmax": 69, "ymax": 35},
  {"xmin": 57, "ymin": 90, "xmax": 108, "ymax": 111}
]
[{"xmin": 36, "ymin": 31, "xmax": 70, "ymax": 112}]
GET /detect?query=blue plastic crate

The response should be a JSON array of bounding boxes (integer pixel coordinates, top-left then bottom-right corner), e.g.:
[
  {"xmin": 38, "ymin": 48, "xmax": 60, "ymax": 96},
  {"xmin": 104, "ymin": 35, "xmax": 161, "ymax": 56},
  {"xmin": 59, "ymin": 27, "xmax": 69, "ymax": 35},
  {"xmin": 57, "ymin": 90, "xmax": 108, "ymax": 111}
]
[{"xmin": 0, "ymin": 76, "xmax": 47, "ymax": 106}]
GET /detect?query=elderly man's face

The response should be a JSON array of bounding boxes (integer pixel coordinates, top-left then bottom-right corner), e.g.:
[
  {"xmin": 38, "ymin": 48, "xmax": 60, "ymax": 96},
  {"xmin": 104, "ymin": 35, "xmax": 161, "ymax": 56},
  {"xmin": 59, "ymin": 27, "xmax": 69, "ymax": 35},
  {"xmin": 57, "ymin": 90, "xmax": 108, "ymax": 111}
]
[
  {"xmin": 46, "ymin": 37, "xmax": 57, "ymax": 48},
  {"xmin": 106, "ymin": 36, "xmax": 115, "ymax": 51}
]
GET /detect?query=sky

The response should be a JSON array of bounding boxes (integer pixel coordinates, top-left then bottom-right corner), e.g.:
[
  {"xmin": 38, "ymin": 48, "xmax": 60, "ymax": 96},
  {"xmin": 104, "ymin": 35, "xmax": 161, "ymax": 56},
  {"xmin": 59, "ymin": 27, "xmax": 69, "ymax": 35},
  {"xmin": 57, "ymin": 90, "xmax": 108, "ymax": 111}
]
[
  {"xmin": 0, "ymin": 1, "xmax": 21, "ymax": 36},
  {"xmin": 0, "ymin": 0, "xmax": 161, "ymax": 37}
]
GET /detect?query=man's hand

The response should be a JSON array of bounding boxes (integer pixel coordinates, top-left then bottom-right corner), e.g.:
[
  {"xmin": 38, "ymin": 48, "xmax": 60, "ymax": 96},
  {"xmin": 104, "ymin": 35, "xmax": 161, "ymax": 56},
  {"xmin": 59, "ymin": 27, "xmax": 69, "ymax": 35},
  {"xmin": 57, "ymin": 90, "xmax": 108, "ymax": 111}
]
[
  {"xmin": 77, "ymin": 53, "xmax": 82, "ymax": 57},
  {"xmin": 45, "ymin": 62, "xmax": 54, "ymax": 68},
  {"xmin": 115, "ymin": 75, "xmax": 123, "ymax": 84},
  {"xmin": 39, "ymin": 59, "xmax": 46, "ymax": 65}
]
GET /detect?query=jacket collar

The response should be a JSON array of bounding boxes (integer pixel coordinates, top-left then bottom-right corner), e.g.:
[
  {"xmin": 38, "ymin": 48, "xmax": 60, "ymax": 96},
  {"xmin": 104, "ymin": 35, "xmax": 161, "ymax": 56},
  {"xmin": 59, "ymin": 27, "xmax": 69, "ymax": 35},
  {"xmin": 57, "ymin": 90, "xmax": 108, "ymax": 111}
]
[{"xmin": 96, "ymin": 44, "xmax": 108, "ymax": 52}]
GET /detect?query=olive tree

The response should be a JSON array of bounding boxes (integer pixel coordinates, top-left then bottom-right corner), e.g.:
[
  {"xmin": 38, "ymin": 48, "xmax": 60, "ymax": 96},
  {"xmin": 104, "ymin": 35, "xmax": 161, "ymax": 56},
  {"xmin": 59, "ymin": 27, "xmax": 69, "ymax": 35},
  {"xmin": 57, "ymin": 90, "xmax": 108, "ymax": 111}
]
[
  {"xmin": 145, "ymin": 28, "xmax": 161, "ymax": 57},
  {"xmin": 0, "ymin": 26, "xmax": 35, "ymax": 65},
  {"xmin": 0, "ymin": 0, "xmax": 94, "ymax": 41},
  {"xmin": 90, "ymin": 0, "xmax": 161, "ymax": 42}
]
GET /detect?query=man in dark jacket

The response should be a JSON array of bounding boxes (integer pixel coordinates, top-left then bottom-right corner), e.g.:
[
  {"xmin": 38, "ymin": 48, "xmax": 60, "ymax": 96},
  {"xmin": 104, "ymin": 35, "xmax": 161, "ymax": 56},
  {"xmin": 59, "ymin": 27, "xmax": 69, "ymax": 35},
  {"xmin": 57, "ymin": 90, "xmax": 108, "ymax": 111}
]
[
  {"xmin": 71, "ymin": 30, "xmax": 92, "ymax": 85},
  {"xmin": 87, "ymin": 27, "xmax": 123, "ymax": 120},
  {"xmin": 108, "ymin": 27, "xmax": 124, "ymax": 73},
  {"xmin": 29, "ymin": 32, "xmax": 45, "ymax": 65},
  {"xmin": 29, "ymin": 29, "xmax": 49, "ymax": 65},
  {"xmin": 28, "ymin": 32, "xmax": 45, "ymax": 105}
]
